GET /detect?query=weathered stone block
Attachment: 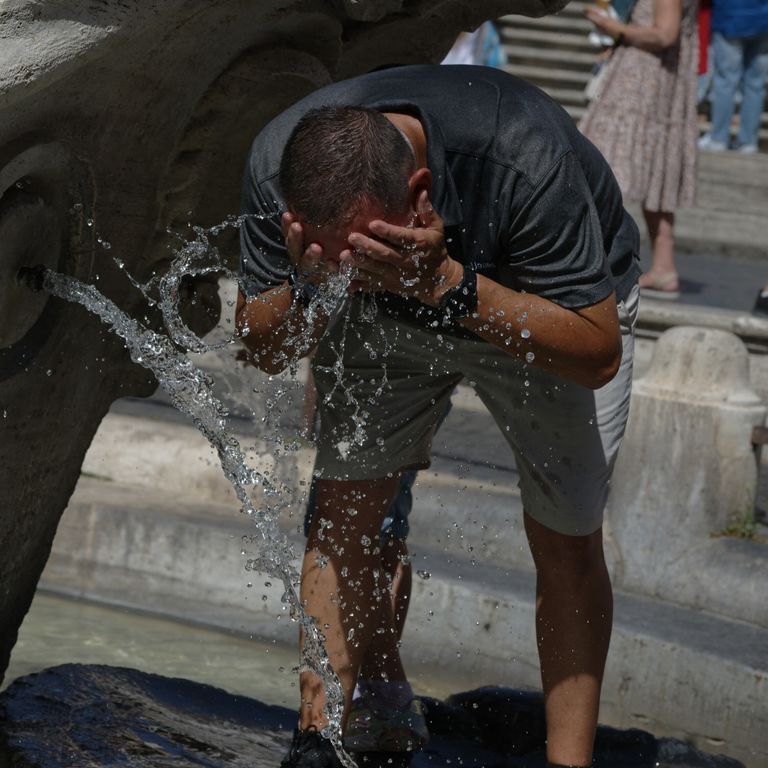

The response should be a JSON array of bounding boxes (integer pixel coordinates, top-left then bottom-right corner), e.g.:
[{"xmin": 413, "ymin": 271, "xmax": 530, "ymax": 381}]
[{"xmin": 606, "ymin": 326, "xmax": 766, "ymax": 618}]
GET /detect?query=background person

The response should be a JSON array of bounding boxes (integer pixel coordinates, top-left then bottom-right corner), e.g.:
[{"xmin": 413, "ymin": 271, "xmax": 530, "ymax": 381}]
[
  {"xmin": 697, "ymin": 0, "xmax": 713, "ymax": 104},
  {"xmin": 579, "ymin": 0, "xmax": 700, "ymax": 300},
  {"xmin": 440, "ymin": 20, "xmax": 508, "ymax": 68},
  {"xmin": 698, "ymin": 0, "xmax": 768, "ymax": 153}
]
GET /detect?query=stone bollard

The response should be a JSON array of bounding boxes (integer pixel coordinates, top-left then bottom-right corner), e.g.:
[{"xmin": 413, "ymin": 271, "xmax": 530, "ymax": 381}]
[{"xmin": 605, "ymin": 326, "xmax": 766, "ymax": 619}]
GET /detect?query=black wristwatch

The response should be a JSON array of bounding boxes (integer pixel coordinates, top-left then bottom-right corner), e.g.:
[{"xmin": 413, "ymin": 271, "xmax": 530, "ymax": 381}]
[
  {"xmin": 287, "ymin": 267, "xmax": 319, "ymax": 308},
  {"xmin": 437, "ymin": 266, "xmax": 478, "ymax": 325}
]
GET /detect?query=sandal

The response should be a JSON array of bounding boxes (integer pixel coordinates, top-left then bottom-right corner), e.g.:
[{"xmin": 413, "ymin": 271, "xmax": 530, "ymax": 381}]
[{"xmin": 639, "ymin": 270, "xmax": 679, "ymax": 300}]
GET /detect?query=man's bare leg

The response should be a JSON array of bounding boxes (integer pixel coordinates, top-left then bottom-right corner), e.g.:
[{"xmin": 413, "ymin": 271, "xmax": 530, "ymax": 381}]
[
  {"xmin": 524, "ymin": 511, "xmax": 613, "ymax": 767},
  {"xmin": 359, "ymin": 536, "xmax": 412, "ymax": 682},
  {"xmin": 639, "ymin": 208, "xmax": 678, "ymax": 292},
  {"xmin": 298, "ymin": 475, "xmax": 404, "ymax": 731}
]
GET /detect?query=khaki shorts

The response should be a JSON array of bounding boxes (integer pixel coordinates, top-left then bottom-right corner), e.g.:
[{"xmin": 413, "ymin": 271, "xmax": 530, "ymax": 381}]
[{"xmin": 311, "ymin": 286, "xmax": 638, "ymax": 536}]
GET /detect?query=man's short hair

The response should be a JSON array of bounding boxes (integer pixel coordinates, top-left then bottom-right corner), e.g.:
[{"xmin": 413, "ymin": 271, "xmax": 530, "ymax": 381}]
[{"xmin": 279, "ymin": 105, "xmax": 416, "ymax": 227}]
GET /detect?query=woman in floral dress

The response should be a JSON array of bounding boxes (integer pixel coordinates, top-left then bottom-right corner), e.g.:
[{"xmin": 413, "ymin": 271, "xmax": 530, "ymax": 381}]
[{"xmin": 580, "ymin": 0, "xmax": 700, "ymax": 299}]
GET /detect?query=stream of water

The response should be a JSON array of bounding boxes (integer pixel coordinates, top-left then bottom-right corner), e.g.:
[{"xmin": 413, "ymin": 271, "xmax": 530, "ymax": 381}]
[{"xmin": 22, "ymin": 219, "xmax": 363, "ymax": 765}]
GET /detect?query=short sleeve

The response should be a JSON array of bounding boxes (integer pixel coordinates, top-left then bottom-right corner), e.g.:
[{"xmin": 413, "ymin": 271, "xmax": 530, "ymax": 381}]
[
  {"xmin": 239, "ymin": 168, "xmax": 290, "ymax": 299},
  {"xmin": 501, "ymin": 151, "xmax": 614, "ymax": 308}
]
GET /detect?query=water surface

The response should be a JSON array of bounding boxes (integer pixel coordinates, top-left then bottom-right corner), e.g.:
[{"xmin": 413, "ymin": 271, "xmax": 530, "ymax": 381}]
[{"xmin": 3, "ymin": 592, "xmax": 474, "ymax": 707}]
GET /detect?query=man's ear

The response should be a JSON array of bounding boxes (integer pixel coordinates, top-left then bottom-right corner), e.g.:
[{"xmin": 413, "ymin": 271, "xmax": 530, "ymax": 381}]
[{"xmin": 407, "ymin": 167, "xmax": 432, "ymax": 209}]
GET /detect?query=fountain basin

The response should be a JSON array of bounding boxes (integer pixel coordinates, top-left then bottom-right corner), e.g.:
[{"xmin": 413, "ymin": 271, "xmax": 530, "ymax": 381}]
[{"xmin": 0, "ymin": 663, "xmax": 745, "ymax": 768}]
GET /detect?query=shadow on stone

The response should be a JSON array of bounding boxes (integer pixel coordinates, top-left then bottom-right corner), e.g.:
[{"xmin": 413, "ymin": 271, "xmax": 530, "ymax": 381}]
[{"xmin": 0, "ymin": 666, "xmax": 745, "ymax": 768}]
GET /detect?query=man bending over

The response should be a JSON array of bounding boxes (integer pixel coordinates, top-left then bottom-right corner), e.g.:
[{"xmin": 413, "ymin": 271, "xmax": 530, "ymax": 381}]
[{"xmin": 236, "ymin": 64, "xmax": 640, "ymax": 768}]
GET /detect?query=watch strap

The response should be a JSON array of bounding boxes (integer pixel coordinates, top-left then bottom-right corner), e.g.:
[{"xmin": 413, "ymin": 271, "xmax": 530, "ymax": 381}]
[
  {"xmin": 288, "ymin": 268, "xmax": 319, "ymax": 307},
  {"xmin": 438, "ymin": 266, "xmax": 478, "ymax": 324}
]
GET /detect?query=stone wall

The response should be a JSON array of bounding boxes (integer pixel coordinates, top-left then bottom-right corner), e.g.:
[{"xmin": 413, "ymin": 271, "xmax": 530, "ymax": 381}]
[{"xmin": 0, "ymin": 0, "xmax": 567, "ymax": 684}]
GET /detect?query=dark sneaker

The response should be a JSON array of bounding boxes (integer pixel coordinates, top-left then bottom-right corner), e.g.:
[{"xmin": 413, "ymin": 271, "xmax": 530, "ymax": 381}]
[
  {"xmin": 754, "ymin": 290, "xmax": 768, "ymax": 317},
  {"xmin": 280, "ymin": 728, "xmax": 345, "ymax": 768}
]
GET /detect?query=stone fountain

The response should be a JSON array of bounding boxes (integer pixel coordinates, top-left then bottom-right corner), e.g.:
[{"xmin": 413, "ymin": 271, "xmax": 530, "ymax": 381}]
[{"xmin": 0, "ymin": 0, "xmax": 569, "ymax": 698}]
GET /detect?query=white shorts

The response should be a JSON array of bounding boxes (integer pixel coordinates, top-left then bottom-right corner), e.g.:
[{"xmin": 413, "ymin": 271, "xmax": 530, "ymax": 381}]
[{"xmin": 311, "ymin": 286, "xmax": 638, "ymax": 536}]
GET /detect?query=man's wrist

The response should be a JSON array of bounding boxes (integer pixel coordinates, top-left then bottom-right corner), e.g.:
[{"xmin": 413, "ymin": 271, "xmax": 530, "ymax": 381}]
[
  {"xmin": 287, "ymin": 267, "xmax": 320, "ymax": 308},
  {"xmin": 437, "ymin": 264, "xmax": 478, "ymax": 324},
  {"xmin": 428, "ymin": 259, "xmax": 464, "ymax": 307}
]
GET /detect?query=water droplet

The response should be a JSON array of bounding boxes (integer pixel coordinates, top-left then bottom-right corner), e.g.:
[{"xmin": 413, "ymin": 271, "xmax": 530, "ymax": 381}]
[
  {"xmin": 336, "ymin": 440, "xmax": 351, "ymax": 460},
  {"xmin": 416, "ymin": 569, "xmax": 431, "ymax": 580},
  {"xmin": 525, "ymin": 351, "xmax": 535, "ymax": 363},
  {"xmin": 520, "ymin": 328, "xmax": 531, "ymax": 339}
]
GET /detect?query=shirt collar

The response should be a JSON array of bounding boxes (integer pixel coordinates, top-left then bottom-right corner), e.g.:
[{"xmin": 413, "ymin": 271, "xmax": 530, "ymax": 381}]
[{"xmin": 365, "ymin": 99, "xmax": 463, "ymax": 229}]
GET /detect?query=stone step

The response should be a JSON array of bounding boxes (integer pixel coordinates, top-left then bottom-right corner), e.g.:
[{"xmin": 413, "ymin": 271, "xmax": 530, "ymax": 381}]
[
  {"xmin": 410, "ymin": 542, "xmax": 766, "ymax": 768},
  {"xmin": 500, "ymin": 11, "xmax": 594, "ymax": 34},
  {"xmin": 538, "ymin": 84, "xmax": 587, "ymax": 106},
  {"xmin": 503, "ymin": 62, "xmax": 590, "ymax": 86},
  {"xmin": 41, "ymin": 477, "xmax": 302, "ymax": 646},
  {"xmin": 498, "ymin": 7, "xmax": 768, "ymax": 148},
  {"xmin": 504, "ymin": 42, "xmax": 598, "ymax": 68},
  {"xmin": 77, "ymin": 383, "xmax": 768, "ymax": 627},
  {"xmin": 696, "ymin": 151, "xmax": 768, "ymax": 213},
  {"xmin": 39, "ymin": 476, "xmax": 767, "ymax": 767},
  {"xmin": 499, "ymin": 20, "xmax": 768, "ymax": 252},
  {"xmin": 500, "ymin": 25, "xmax": 596, "ymax": 52}
]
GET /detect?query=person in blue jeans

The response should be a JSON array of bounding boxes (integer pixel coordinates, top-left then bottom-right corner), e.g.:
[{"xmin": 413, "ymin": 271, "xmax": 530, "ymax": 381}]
[{"xmin": 699, "ymin": 0, "xmax": 768, "ymax": 153}]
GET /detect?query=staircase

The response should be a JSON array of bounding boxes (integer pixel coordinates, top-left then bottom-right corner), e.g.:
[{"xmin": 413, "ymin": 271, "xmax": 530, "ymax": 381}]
[
  {"xmin": 498, "ymin": 1, "xmax": 768, "ymax": 146},
  {"xmin": 497, "ymin": 2, "xmax": 768, "ymax": 254}
]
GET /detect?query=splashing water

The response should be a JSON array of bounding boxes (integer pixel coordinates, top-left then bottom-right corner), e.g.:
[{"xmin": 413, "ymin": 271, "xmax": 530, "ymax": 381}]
[{"xmin": 26, "ymin": 219, "xmax": 361, "ymax": 767}]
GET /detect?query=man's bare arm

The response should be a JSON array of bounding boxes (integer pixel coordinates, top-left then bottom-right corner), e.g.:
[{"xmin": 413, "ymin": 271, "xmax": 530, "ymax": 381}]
[
  {"xmin": 236, "ymin": 215, "xmax": 334, "ymax": 374},
  {"xmin": 458, "ymin": 283, "xmax": 621, "ymax": 389},
  {"xmin": 586, "ymin": 0, "xmax": 682, "ymax": 51},
  {"xmin": 345, "ymin": 191, "xmax": 622, "ymax": 390}
]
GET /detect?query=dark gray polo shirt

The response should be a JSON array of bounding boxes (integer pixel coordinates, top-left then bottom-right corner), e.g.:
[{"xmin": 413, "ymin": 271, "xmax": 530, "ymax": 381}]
[{"xmin": 240, "ymin": 64, "xmax": 640, "ymax": 328}]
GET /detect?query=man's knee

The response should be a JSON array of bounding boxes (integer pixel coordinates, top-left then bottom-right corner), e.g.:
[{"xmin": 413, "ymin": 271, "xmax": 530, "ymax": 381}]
[{"xmin": 524, "ymin": 511, "xmax": 606, "ymax": 578}]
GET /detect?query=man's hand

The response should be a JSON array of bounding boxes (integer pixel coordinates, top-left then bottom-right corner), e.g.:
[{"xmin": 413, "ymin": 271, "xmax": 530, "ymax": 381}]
[
  {"xmin": 342, "ymin": 191, "xmax": 463, "ymax": 306},
  {"xmin": 282, "ymin": 212, "xmax": 339, "ymax": 285}
]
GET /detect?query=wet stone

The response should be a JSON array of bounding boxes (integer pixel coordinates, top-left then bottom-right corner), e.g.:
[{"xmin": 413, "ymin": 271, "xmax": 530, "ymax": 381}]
[
  {"xmin": 0, "ymin": 667, "xmax": 746, "ymax": 768},
  {"xmin": 0, "ymin": 664, "xmax": 294, "ymax": 767}
]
